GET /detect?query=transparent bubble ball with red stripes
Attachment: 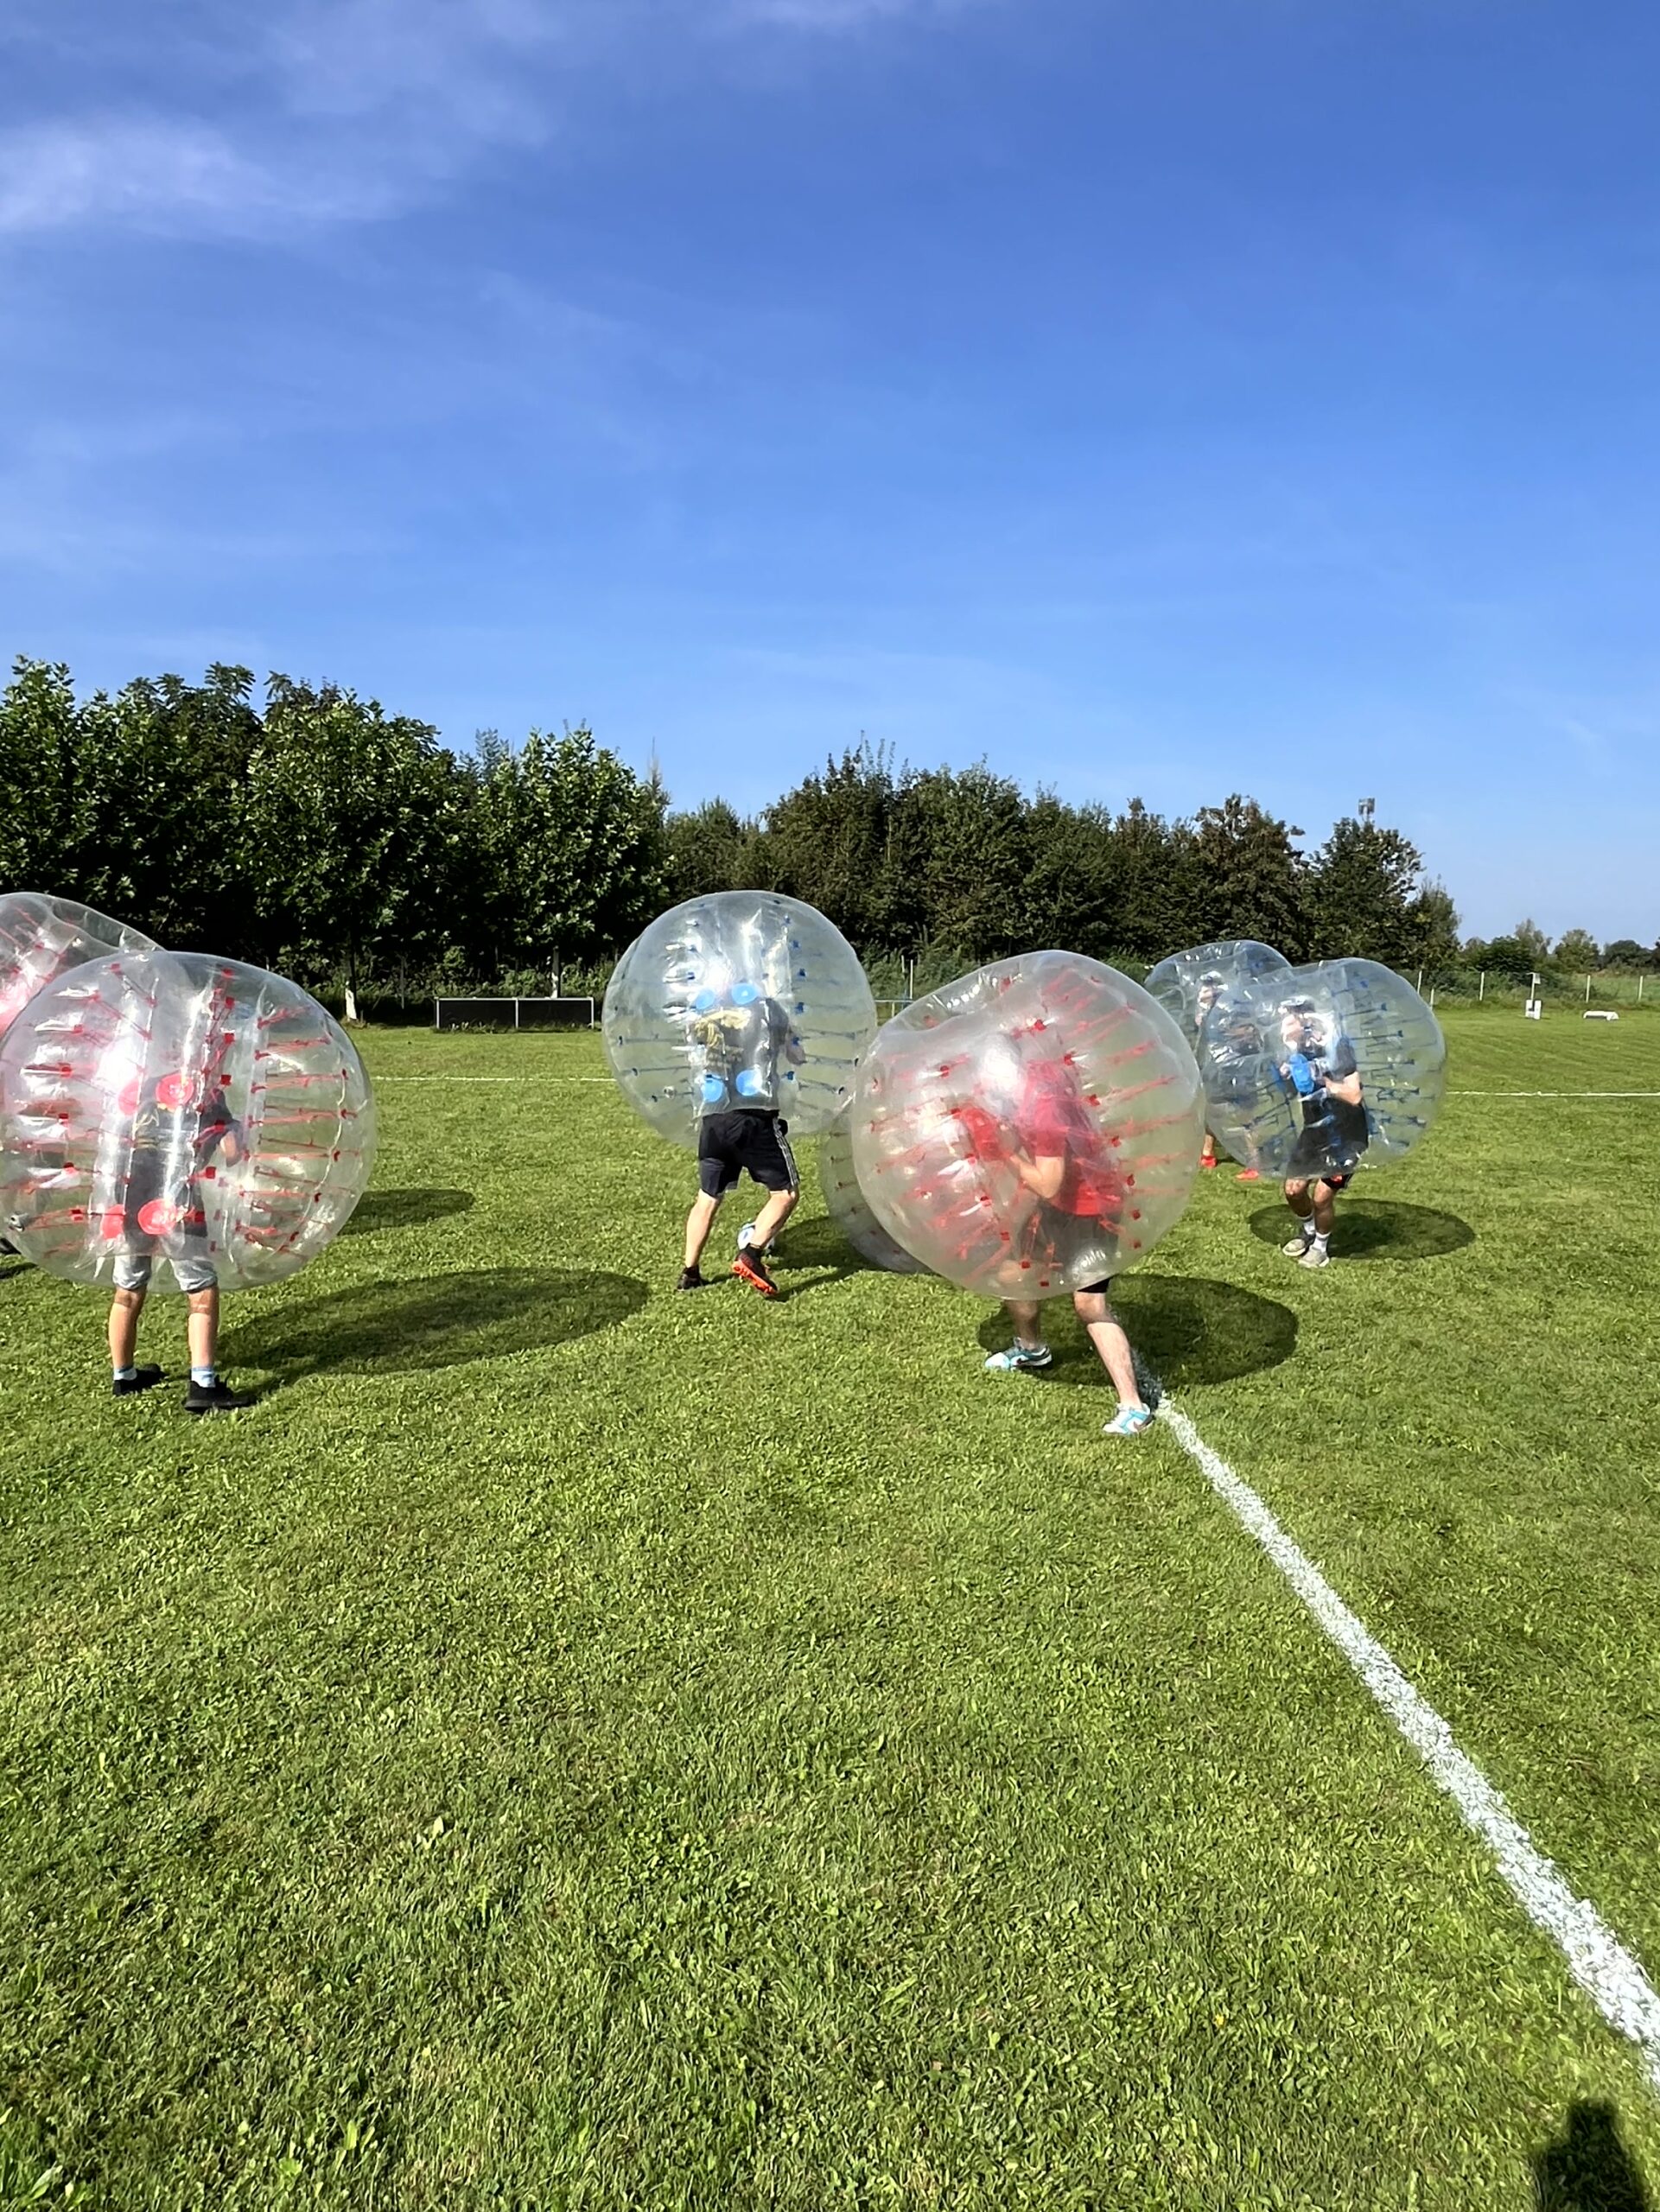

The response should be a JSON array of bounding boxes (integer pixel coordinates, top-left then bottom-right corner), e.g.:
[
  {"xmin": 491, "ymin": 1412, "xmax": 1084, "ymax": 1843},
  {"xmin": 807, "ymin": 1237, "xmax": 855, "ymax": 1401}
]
[
  {"xmin": 0, "ymin": 950, "xmax": 375, "ymax": 1293},
  {"xmin": 849, "ymin": 952, "xmax": 1204, "ymax": 1300},
  {"xmin": 0, "ymin": 891, "xmax": 156, "ymax": 1046}
]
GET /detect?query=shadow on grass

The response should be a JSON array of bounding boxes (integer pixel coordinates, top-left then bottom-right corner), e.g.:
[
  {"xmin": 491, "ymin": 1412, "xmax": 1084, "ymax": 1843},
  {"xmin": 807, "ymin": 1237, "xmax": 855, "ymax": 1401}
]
[
  {"xmin": 343, "ymin": 1186, "xmax": 476, "ymax": 1236},
  {"xmin": 223, "ymin": 1267, "xmax": 646, "ymax": 1382},
  {"xmin": 976, "ymin": 1274, "xmax": 1296, "ymax": 1389},
  {"xmin": 1247, "ymin": 1198, "xmax": 1475, "ymax": 1262},
  {"xmin": 0, "ymin": 1262, "xmax": 30, "ymax": 1286},
  {"xmin": 1534, "ymin": 2101, "xmax": 1651, "ymax": 2210},
  {"xmin": 771, "ymin": 1212, "xmax": 881, "ymax": 1299}
]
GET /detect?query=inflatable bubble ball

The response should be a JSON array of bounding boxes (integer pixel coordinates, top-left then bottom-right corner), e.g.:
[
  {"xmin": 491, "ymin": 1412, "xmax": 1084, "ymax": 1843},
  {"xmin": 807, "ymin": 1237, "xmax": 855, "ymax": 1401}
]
[
  {"xmin": 849, "ymin": 951, "xmax": 1204, "ymax": 1300},
  {"xmin": 0, "ymin": 893, "xmax": 156, "ymax": 1045},
  {"xmin": 1146, "ymin": 939, "xmax": 1293, "ymax": 1150},
  {"xmin": 1144, "ymin": 939, "xmax": 1291, "ymax": 1037},
  {"xmin": 1207, "ymin": 957, "xmax": 1447, "ymax": 1184},
  {"xmin": 819, "ymin": 1103, "xmax": 929, "ymax": 1275},
  {"xmin": 0, "ymin": 950, "xmax": 376, "ymax": 1293},
  {"xmin": 603, "ymin": 892, "xmax": 877, "ymax": 1148}
]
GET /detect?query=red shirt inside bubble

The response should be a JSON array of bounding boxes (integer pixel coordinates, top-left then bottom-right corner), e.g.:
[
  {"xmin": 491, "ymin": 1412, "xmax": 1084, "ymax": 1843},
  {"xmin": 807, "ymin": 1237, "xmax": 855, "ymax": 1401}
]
[{"xmin": 1015, "ymin": 1058, "xmax": 1123, "ymax": 1221}]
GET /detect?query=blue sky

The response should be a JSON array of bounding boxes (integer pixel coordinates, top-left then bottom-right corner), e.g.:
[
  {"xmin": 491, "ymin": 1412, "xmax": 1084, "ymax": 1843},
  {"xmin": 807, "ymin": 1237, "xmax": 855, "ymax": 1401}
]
[{"xmin": 2, "ymin": 0, "xmax": 1657, "ymax": 943}]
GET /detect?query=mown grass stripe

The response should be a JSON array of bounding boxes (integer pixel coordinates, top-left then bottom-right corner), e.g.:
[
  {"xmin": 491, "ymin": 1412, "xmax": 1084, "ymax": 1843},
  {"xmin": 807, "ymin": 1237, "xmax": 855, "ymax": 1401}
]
[{"xmin": 1153, "ymin": 1389, "xmax": 1660, "ymax": 2090}]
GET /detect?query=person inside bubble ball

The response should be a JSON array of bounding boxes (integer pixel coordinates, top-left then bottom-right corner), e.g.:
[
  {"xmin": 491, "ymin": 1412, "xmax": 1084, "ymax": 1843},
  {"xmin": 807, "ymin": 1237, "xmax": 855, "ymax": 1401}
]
[
  {"xmin": 1193, "ymin": 971, "xmax": 1225, "ymax": 1171},
  {"xmin": 976, "ymin": 1032, "xmax": 1154, "ymax": 1439},
  {"xmin": 1277, "ymin": 996, "xmax": 1368, "ymax": 1270},
  {"xmin": 107, "ymin": 1068, "xmax": 258, "ymax": 1412},
  {"xmin": 677, "ymin": 979, "xmax": 805, "ymax": 1297},
  {"xmin": 1199, "ymin": 990, "xmax": 1270, "ymax": 1182}
]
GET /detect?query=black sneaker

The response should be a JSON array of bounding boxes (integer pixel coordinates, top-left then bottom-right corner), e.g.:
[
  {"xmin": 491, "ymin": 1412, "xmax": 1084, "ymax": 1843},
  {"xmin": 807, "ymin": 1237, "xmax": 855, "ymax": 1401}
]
[
  {"xmin": 112, "ymin": 1365, "xmax": 165, "ymax": 1397},
  {"xmin": 732, "ymin": 1248, "xmax": 779, "ymax": 1299},
  {"xmin": 184, "ymin": 1377, "xmax": 258, "ymax": 1415},
  {"xmin": 676, "ymin": 1266, "xmax": 707, "ymax": 1292}
]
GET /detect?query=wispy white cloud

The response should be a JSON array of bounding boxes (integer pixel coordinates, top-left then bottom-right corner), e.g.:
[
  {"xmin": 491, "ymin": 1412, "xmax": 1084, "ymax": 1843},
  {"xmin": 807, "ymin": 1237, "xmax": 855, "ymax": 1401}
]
[
  {"xmin": 0, "ymin": 115, "xmax": 404, "ymax": 237},
  {"xmin": 265, "ymin": 0, "xmax": 571, "ymax": 137},
  {"xmin": 1481, "ymin": 679, "xmax": 1660, "ymax": 791},
  {"xmin": 0, "ymin": 0, "xmax": 986, "ymax": 241},
  {"xmin": 729, "ymin": 0, "xmax": 966, "ymax": 26}
]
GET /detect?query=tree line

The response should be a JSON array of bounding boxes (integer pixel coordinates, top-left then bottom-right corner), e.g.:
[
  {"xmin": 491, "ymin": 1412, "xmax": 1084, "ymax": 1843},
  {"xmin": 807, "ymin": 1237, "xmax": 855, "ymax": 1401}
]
[
  {"xmin": 1, "ymin": 656, "xmax": 1475, "ymax": 1005},
  {"xmin": 1460, "ymin": 918, "xmax": 1660, "ymax": 980}
]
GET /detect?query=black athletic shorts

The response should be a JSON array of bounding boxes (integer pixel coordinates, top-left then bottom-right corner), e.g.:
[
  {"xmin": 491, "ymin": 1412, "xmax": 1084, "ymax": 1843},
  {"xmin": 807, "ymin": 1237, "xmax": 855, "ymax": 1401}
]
[
  {"xmin": 1024, "ymin": 1202, "xmax": 1115, "ymax": 1298},
  {"xmin": 697, "ymin": 1110, "xmax": 798, "ymax": 1199},
  {"xmin": 1286, "ymin": 1128, "xmax": 1364, "ymax": 1189}
]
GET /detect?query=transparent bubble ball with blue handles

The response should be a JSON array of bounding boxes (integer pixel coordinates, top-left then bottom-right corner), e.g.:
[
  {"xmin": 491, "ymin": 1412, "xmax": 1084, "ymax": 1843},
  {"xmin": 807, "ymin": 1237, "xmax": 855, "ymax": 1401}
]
[{"xmin": 603, "ymin": 892, "xmax": 877, "ymax": 1148}]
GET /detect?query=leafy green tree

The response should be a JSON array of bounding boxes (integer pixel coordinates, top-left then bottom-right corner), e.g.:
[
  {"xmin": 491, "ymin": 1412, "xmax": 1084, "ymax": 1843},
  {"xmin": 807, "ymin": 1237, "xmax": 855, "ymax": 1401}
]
[
  {"xmin": 1402, "ymin": 881, "xmax": 1461, "ymax": 973},
  {"xmin": 1601, "ymin": 938, "xmax": 1656, "ymax": 971},
  {"xmin": 1187, "ymin": 795, "xmax": 1307, "ymax": 955},
  {"xmin": 1303, "ymin": 816, "xmax": 1428, "ymax": 964},
  {"xmin": 1554, "ymin": 927, "xmax": 1600, "ymax": 971},
  {"xmin": 73, "ymin": 666, "xmax": 263, "ymax": 950},
  {"xmin": 0, "ymin": 658, "xmax": 96, "ymax": 896},
  {"xmin": 1022, "ymin": 795, "xmax": 1120, "ymax": 959},
  {"xmin": 1510, "ymin": 918, "xmax": 1552, "ymax": 965},
  {"xmin": 889, "ymin": 763, "xmax": 1034, "ymax": 963},
  {"xmin": 1107, "ymin": 799, "xmax": 1193, "ymax": 958},
  {"xmin": 242, "ymin": 677, "xmax": 468, "ymax": 993},
  {"xmin": 474, "ymin": 725, "xmax": 667, "ymax": 978},
  {"xmin": 665, "ymin": 798, "xmax": 754, "ymax": 905},
  {"xmin": 1473, "ymin": 933, "xmax": 1544, "ymax": 982},
  {"xmin": 752, "ymin": 747, "xmax": 900, "ymax": 948}
]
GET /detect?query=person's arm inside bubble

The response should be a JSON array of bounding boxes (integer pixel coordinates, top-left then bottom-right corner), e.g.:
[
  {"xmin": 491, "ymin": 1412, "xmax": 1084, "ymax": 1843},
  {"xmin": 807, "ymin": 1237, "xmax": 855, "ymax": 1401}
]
[{"xmin": 1011, "ymin": 1149, "xmax": 1066, "ymax": 1201}]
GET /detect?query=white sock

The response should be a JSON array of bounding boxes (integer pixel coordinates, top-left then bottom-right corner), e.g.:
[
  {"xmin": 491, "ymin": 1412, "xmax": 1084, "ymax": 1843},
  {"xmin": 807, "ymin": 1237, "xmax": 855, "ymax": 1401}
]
[
  {"xmin": 1311, "ymin": 1231, "xmax": 1330, "ymax": 1254},
  {"xmin": 1295, "ymin": 1218, "xmax": 1315, "ymax": 1241}
]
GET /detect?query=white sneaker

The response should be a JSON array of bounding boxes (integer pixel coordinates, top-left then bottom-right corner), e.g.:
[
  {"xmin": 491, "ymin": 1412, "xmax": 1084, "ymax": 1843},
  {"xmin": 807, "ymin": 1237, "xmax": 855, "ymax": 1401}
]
[
  {"xmin": 1298, "ymin": 1243, "xmax": 1330, "ymax": 1269},
  {"xmin": 983, "ymin": 1344, "xmax": 1054, "ymax": 1374},
  {"xmin": 1282, "ymin": 1234, "xmax": 1314, "ymax": 1258}
]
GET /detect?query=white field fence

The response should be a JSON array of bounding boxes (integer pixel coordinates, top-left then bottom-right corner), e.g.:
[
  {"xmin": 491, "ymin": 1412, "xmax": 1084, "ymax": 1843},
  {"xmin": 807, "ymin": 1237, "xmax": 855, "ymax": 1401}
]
[{"xmin": 1419, "ymin": 969, "xmax": 1656, "ymax": 1012}]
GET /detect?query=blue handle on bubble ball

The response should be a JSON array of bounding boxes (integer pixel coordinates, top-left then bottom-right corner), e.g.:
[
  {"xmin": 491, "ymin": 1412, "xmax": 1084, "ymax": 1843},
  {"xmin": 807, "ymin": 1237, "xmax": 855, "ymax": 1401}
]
[{"xmin": 1287, "ymin": 1051, "xmax": 1320, "ymax": 1097}]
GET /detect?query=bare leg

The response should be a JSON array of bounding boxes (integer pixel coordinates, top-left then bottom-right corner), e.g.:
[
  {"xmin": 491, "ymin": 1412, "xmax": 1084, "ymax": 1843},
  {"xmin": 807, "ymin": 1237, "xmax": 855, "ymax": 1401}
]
[
  {"xmin": 1073, "ymin": 1289, "xmax": 1143, "ymax": 1410},
  {"xmin": 1002, "ymin": 1298, "xmax": 1049, "ymax": 1350},
  {"xmin": 684, "ymin": 1192, "xmax": 722, "ymax": 1271},
  {"xmin": 187, "ymin": 1285, "xmax": 219, "ymax": 1370},
  {"xmin": 1283, "ymin": 1178, "xmax": 1313, "ymax": 1224},
  {"xmin": 109, "ymin": 1286, "xmax": 145, "ymax": 1370},
  {"xmin": 748, "ymin": 1185, "xmax": 798, "ymax": 1250},
  {"xmin": 1201, "ymin": 1132, "xmax": 1217, "ymax": 1166},
  {"xmin": 1311, "ymin": 1181, "xmax": 1338, "ymax": 1236}
]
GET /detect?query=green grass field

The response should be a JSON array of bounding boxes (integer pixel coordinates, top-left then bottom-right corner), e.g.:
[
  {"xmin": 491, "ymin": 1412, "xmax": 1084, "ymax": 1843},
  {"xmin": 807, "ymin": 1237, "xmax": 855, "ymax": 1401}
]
[{"xmin": 3, "ymin": 1009, "xmax": 1660, "ymax": 2209}]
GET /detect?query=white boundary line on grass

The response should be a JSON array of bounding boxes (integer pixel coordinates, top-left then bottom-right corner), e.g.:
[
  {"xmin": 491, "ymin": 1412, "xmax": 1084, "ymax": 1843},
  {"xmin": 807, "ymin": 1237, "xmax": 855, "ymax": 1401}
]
[
  {"xmin": 373, "ymin": 1079, "xmax": 1660, "ymax": 1096},
  {"xmin": 1153, "ymin": 1390, "xmax": 1660, "ymax": 2090},
  {"xmin": 376, "ymin": 1065, "xmax": 610, "ymax": 1075}
]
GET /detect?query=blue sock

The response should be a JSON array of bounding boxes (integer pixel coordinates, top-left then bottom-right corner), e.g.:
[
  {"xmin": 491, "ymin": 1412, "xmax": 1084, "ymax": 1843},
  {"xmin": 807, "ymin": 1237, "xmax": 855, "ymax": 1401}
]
[
  {"xmin": 190, "ymin": 1365, "xmax": 217, "ymax": 1389},
  {"xmin": 114, "ymin": 1364, "xmax": 137, "ymax": 1383}
]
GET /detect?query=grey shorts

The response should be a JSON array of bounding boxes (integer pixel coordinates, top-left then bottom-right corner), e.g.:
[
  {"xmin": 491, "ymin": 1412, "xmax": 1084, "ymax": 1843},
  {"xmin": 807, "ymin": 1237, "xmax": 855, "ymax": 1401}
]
[{"xmin": 112, "ymin": 1251, "xmax": 219, "ymax": 1294}]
